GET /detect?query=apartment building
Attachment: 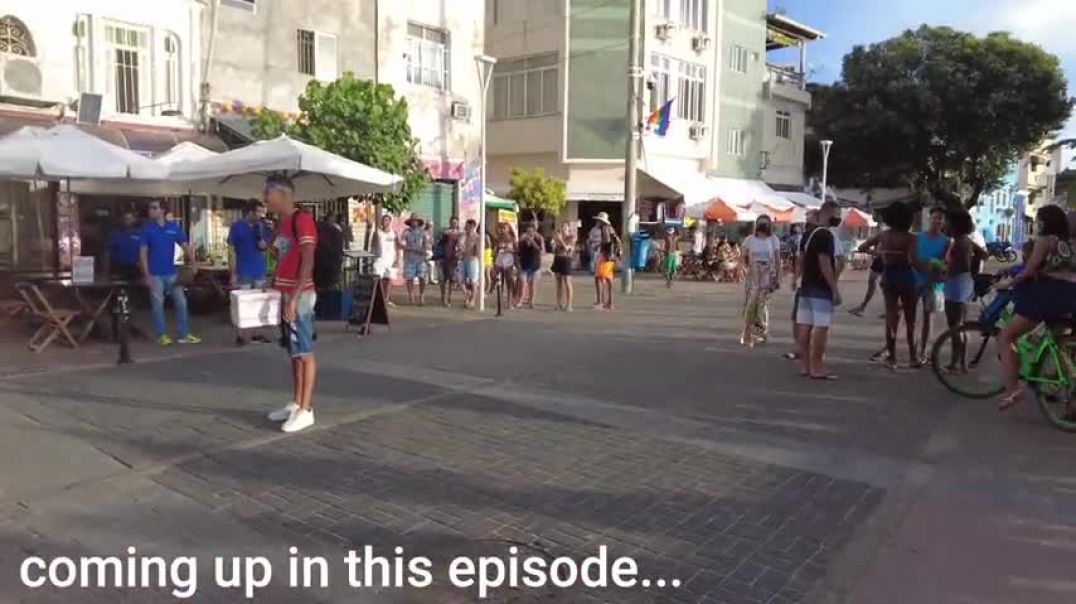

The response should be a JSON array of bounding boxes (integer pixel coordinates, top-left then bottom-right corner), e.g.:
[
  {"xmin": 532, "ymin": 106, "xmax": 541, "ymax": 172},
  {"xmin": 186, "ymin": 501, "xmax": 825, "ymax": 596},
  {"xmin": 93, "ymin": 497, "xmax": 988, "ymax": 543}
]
[
  {"xmin": 0, "ymin": 0, "xmax": 218, "ymax": 274},
  {"xmin": 760, "ymin": 13, "xmax": 822, "ymax": 190},
  {"xmin": 485, "ymin": 0, "xmax": 822, "ymax": 232},
  {"xmin": 205, "ymin": 0, "xmax": 485, "ymax": 230}
]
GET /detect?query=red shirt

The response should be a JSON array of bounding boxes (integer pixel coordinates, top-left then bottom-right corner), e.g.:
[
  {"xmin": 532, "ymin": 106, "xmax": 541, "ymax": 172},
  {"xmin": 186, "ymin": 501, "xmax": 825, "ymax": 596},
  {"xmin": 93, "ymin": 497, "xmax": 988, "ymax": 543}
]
[{"xmin": 273, "ymin": 211, "xmax": 317, "ymax": 294}]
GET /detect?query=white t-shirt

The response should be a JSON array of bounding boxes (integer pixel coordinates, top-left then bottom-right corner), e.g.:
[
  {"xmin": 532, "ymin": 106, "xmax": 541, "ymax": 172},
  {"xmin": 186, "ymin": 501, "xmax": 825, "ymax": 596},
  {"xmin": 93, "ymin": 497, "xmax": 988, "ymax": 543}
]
[
  {"xmin": 692, "ymin": 231, "xmax": 706, "ymax": 255},
  {"xmin": 743, "ymin": 234, "xmax": 779, "ymax": 263},
  {"xmin": 374, "ymin": 229, "xmax": 397, "ymax": 264}
]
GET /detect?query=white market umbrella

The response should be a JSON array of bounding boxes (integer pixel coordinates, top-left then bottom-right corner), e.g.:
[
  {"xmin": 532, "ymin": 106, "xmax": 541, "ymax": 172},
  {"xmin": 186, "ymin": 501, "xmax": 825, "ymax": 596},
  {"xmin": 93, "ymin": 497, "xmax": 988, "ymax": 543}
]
[
  {"xmin": 168, "ymin": 135, "xmax": 402, "ymax": 200},
  {"xmin": 68, "ymin": 141, "xmax": 220, "ymax": 196},
  {"xmin": 154, "ymin": 141, "xmax": 219, "ymax": 165},
  {"xmin": 0, "ymin": 124, "xmax": 167, "ymax": 180}
]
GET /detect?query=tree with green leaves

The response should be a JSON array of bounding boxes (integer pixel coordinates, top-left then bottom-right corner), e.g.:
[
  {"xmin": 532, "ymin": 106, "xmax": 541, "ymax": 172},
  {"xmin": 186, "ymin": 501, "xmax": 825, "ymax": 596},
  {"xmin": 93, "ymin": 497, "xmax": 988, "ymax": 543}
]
[
  {"xmin": 250, "ymin": 73, "xmax": 427, "ymax": 214},
  {"xmin": 508, "ymin": 167, "xmax": 567, "ymax": 224},
  {"xmin": 807, "ymin": 26, "xmax": 1073, "ymax": 209}
]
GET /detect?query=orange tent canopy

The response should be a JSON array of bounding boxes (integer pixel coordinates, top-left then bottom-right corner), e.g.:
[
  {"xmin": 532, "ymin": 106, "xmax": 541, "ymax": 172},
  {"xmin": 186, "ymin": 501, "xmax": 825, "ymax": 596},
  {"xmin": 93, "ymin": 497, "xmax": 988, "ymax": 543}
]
[
  {"xmin": 703, "ymin": 199, "xmax": 758, "ymax": 222},
  {"xmin": 842, "ymin": 208, "xmax": 874, "ymax": 229}
]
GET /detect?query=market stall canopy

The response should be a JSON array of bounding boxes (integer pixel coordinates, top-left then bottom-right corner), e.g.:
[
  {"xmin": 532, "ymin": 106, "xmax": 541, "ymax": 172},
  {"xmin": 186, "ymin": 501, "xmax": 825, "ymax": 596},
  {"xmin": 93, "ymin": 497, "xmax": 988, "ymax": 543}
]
[
  {"xmin": 779, "ymin": 191, "xmax": 824, "ymax": 209},
  {"xmin": 707, "ymin": 177, "xmax": 795, "ymax": 213},
  {"xmin": 842, "ymin": 208, "xmax": 877, "ymax": 228},
  {"xmin": 638, "ymin": 161, "xmax": 719, "ymax": 206},
  {"xmin": 689, "ymin": 199, "xmax": 758, "ymax": 223},
  {"xmin": 167, "ymin": 135, "xmax": 403, "ymax": 200},
  {"xmin": 154, "ymin": 141, "xmax": 219, "ymax": 165},
  {"xmin": 67, "ymin": 141, "xmax": 221, "ymax": 196},
  {"xmin": 485, "ymin": 190, "xmax": 516, "ymax": 211},
  {"xmin": 0, "ymin": 125, "xmax": 168, "ymax": 180},
  {"xmin": 748, "ymin": 202, "xmax": 795, "ymax": 223}
]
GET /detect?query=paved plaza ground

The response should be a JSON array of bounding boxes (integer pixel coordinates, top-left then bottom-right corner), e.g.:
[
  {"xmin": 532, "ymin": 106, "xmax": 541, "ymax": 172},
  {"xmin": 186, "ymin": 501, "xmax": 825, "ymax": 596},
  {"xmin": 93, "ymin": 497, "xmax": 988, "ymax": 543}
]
[{"xmin": 1, "ymin": 272, "xmax": 1075, "ymax": 603}]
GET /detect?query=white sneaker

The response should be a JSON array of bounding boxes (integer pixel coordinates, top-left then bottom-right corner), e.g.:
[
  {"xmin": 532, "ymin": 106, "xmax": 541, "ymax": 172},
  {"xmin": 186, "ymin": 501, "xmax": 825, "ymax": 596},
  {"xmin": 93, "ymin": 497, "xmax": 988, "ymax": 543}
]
[
  {"xmin": 267, "ymin": 402, "xmax": 298, "ymax": 422},
  {"xmin": 281, "ymin": 409, "xmax": 314, "ymax": 433}
]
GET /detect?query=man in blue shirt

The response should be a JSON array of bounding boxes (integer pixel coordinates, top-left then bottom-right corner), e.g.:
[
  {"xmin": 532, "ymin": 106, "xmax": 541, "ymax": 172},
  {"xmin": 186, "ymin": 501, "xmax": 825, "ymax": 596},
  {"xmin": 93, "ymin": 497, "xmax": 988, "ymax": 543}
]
[
  {"xmin": 140, "ymin": 201, "xmax": 199, "ymax": 345},
  {"xmin": 914, "ymin": 207, "xmax": 950, "ymax": 364},
  {"xmin": 105, "ymin": 210, "xmax": 142, "ymax": 280},
  {"xmin": 228, "ymin": 201, "xmax": 271, "ymax": 345}
]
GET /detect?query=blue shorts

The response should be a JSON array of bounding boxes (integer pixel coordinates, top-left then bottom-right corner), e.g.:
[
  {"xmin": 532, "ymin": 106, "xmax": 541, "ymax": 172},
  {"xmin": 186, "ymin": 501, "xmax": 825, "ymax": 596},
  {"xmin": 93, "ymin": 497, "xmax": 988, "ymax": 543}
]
[
  {"xmin": 284, "ymin": 291, "xmax": 317, "ymax": 358},
  {"xmin": 235, "ymin": 277, "xmax": 267, "ymax": 290},
  {"xmin": 796, "ymin": 295, "xmax": 834, "ymax": 328},
  {"xmin": 1014, "ymin": 277, "xmax": 1076, "ymax": 323},
  {"xmin": 521, "ymin": 267, "xmax": 540, "ymax": 280},
  {"xmin": 945, "ymin": 273, "xmax": 974, "ymax": 303},
  {"xmin": 403, "ymin": 259, "xmax": 427, "ymax": 282},
  {"xmin": 460, "ymin": 258, "xmax": 480, "ymax": 284}
]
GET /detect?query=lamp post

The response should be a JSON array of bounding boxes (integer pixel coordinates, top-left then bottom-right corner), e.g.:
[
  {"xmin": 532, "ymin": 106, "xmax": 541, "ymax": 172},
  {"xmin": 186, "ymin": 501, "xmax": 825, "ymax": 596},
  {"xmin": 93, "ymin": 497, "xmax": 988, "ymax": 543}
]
[
  {"xmin": 820, "ymin": 140, "xmax": 833, "ymax": 203},
  {"xmin": 475, "ymin": 54, "xmax": 497, "ymax": 312}
]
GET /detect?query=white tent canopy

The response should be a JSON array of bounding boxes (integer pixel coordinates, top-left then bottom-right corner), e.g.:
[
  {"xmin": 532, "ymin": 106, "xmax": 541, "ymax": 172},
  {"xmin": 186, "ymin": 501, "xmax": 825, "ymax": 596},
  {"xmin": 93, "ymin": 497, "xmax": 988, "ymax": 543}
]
[
  {"xmin": 780, "ymin": 191, "xmax": 824, "ymax": 209},
  {"xmin": 154, "ymin": 141, "xmax": 219, "ymax": 165},
  {"xmin": 167, "ymin": 135, "xmax": 402, "ymax": 200},
  {"xmin": 0, "ymin": 125, "xmax": 168, "ymax": 180},
  {"xmin": 68, "ymin": 142, "xmax": 221, "ymax": 197}
]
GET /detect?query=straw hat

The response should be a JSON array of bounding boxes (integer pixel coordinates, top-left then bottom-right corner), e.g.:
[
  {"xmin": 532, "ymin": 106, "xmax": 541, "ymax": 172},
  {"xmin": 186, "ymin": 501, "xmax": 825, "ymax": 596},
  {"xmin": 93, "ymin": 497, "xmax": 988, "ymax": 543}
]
[{"xmin": 594, "ymin": 212, "xmax": 611, "ymax": 225}]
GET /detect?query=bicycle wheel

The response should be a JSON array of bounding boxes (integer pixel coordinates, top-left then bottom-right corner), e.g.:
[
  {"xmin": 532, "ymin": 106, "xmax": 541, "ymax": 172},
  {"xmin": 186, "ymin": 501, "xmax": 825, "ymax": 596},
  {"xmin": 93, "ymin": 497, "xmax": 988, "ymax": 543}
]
[
  {"xmin": 930, "ymin": 321, "xmax": 1005, "ymax": 399},
  {"xmin": 1034, "ymin": 335, "xmax": 1076, "ymax": 432}
]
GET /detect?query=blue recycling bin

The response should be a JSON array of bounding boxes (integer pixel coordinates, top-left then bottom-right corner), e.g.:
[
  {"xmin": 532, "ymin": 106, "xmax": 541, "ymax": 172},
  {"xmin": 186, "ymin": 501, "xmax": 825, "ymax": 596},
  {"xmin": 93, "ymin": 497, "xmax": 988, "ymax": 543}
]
[{"xmin": 631, "ymin": 232, "xmax": 651, "ymax": 270}]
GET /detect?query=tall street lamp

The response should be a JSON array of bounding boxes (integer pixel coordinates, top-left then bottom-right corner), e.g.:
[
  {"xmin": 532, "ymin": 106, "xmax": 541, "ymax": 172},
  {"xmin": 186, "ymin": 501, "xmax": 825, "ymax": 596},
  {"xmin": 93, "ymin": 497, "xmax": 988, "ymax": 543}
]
[
  {"xmin": 820, "ymin": 140, "xmax": 833, "ymax": 204},
  {"xmin": 475, "ymin": 54, "xmax": 497, "ymax": 312}
]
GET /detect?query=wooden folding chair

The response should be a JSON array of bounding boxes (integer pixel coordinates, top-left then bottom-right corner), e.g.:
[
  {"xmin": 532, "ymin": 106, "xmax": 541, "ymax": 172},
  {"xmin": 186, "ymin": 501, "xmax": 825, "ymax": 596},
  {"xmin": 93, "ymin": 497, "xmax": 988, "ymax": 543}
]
[{"xmin": 14, "ymin": 282, "xmax": 81, "ymax": 352}]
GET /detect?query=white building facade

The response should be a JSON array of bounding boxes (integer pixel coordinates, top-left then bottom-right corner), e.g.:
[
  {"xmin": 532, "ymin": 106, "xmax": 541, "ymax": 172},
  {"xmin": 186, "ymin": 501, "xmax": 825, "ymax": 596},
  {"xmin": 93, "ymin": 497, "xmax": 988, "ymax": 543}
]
[
  {"xmin": 205, "ymin": 0, "xmax": 485, "ymax": 230},
  {"xmin": 0, "ymin": 0, "xmax": 207, "ymax": 139},
  {"xmin": 0, "ymin": 1, "xmax": 217, "ymax": 275}
]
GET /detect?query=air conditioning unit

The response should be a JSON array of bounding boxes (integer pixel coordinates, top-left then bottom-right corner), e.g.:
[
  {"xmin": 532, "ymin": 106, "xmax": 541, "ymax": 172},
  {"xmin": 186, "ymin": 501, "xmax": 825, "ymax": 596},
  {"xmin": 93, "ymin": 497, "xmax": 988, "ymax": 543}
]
[
  {"xmin": 0, "ymin": 54, "xmax": 44, "ymax": 101},
  {"xmin": 76, "ymin": 92, "xmax": 103, "ymax": 125},
  {"xmin": 655, "ymin": 22, "xmax": 676, "ymax": 41},
  {"xmin": 692, "ymin": 34, "xmax": 711, "ymax": 52},
  {"xmin": 451, "ymin": 100, "xmax": 472, "ymax": 120},
  {"xmin": 689, "ymin": 123, "xmax": 709, "ymax": 140}
]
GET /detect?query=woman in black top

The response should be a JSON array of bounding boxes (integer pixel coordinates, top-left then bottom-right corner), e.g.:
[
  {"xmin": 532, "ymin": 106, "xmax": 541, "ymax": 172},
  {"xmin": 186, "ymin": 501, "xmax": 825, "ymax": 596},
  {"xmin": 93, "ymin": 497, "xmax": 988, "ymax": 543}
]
[{"xmin": 517, "ymin": 222, "xmax": 544, "ymax": 309}]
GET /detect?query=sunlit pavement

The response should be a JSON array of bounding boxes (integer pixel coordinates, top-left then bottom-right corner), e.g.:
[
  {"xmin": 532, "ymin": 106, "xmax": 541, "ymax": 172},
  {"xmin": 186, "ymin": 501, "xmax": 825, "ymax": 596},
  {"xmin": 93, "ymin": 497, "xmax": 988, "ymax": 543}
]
[{"xmin": 1, "ymin": 272, "xmax": 1075, "ymax": 603}]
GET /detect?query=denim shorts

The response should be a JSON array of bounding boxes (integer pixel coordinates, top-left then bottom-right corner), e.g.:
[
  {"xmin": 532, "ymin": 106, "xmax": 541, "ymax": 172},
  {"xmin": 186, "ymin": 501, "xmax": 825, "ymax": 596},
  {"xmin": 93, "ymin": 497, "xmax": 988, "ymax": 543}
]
[
  {"xmin": 284, "ymin": 291, "xmax": 317, "ymax": 358},
  {"xmin": 460, "ymin": 258, "xmax": 480, "ymax": 284},
  {"xmin": 945, "ymin": 273, "xmax": 974, "ymax": 303},
  {"xmin": 403, "ymin": 259, "xmax": 427, "ymax": 282}
]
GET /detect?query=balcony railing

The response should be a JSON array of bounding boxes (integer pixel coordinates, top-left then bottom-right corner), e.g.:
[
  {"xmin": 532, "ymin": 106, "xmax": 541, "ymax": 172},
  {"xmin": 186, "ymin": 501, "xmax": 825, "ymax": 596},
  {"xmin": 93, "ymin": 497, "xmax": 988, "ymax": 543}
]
[{"xmin": 767, "ymin": 64, "xmax": 805, "ymax": 90}]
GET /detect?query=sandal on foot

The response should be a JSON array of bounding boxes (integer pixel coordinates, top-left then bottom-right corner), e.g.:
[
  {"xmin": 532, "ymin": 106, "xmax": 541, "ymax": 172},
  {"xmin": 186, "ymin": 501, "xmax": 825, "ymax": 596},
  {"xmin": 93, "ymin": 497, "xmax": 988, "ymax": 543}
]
[
  {"xmin": 810, "ymin": 374, "xmax": 839, "ymax": 381},
  {"xmin": 999, "ymin": 391, "xmax": 1023, "ymax": 411}
]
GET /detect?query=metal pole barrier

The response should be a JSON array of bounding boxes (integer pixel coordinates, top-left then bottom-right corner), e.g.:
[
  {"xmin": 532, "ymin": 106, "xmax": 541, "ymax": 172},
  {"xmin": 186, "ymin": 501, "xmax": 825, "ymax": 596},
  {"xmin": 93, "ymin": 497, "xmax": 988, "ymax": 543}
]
[{"xmin": 115, "ymin": 285, "xmax": 133, "ymax": 364}]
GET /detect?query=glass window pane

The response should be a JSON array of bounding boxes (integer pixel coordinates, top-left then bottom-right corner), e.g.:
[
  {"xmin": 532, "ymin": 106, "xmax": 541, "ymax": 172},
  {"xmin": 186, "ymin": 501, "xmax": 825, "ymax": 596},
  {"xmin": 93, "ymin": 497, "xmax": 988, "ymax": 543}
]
[
  {"xmin": 542, "ymin": 68, "xmax": 557, "ymax": 113},
  {"xmin": 526, "ymin": 70, "xmax": 541, "ymax": 115},
  {"xmin": 493, "ymin": 76, "xmax": 507, "ymax": 120},
  {"xmin": 509, "ymin": 73, "xmax": 525, "ymax": 117}
]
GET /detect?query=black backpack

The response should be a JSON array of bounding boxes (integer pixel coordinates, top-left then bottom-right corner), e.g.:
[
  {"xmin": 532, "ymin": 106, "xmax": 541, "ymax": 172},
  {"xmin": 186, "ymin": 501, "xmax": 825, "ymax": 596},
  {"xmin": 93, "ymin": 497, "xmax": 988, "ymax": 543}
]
[{"xmin": 289, "ymin": 211, "xmax": 344, "ymax": 290}]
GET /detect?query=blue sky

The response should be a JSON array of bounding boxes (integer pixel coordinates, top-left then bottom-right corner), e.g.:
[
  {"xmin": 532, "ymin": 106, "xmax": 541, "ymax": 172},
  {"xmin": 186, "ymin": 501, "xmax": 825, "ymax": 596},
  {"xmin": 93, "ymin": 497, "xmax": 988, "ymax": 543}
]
[{"xmin": 768, "ymin": 0, "xmax": 1076, "ymax": 147}]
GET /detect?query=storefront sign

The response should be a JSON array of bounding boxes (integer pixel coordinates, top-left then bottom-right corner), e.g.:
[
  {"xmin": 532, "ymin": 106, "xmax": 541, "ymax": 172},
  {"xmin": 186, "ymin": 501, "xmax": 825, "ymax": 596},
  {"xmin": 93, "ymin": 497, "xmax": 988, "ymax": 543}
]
[{"xmin": 460, "ymin": 161, "xmax": 482, "ymax": 224}]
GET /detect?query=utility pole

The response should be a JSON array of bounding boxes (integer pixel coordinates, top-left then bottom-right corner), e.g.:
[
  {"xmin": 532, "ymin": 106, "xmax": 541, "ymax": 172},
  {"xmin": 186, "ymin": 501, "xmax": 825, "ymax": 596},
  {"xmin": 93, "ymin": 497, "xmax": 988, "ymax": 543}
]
[{"xmin": 621, "ymin": 0, "xmax": 643, "ymax": 295}]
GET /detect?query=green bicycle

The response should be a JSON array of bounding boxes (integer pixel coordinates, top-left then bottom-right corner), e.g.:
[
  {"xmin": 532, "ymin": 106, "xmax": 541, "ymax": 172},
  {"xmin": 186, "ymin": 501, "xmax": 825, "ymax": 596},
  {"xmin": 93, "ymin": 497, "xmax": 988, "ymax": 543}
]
[{"xmin": 930, "ymin": 277, "xmax": 1076, "ymax": 431}]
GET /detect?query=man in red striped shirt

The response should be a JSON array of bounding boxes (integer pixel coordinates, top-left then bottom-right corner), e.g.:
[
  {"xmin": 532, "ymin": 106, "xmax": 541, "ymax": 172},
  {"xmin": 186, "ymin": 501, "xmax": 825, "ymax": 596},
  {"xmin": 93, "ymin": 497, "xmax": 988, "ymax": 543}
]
[{"xmin": 264, "ymin": 177, "xmax": 319, "ymax": 433}]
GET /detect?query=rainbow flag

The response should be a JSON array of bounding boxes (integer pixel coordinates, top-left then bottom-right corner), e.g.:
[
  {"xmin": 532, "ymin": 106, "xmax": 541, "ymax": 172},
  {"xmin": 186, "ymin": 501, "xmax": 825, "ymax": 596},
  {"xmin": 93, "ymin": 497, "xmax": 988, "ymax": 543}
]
[{"xmin": 646, "ymin": 99, "xmax": 674, "ymax": 136}]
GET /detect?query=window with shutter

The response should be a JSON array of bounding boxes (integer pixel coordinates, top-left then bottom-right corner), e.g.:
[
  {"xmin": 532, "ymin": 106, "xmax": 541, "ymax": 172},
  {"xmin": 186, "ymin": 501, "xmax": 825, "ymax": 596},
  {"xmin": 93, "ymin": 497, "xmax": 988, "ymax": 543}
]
[{"xmin": 315, "ymin": 32, "xmax": 338, "ymax": 81}]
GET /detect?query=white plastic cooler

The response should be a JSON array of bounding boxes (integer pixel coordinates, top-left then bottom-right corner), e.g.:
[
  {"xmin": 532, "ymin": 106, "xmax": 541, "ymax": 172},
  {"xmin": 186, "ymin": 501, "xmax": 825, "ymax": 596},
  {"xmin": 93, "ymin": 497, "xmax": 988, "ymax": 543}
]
[{"xmin": 229, "ymin": 289, "xmax": 282, "ymax": 329}]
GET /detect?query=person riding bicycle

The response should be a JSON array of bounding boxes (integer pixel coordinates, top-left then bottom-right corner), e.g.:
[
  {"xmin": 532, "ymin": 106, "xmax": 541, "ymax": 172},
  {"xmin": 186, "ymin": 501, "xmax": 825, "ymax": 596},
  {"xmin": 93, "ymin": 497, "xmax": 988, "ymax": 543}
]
[
  {"xmin": 997, "ymin": 205, "xmax": 1076, "ymax": 410},
  {"xmin": 980, "ymin": 241, "xmax": 1034, "ymax": 326}
]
